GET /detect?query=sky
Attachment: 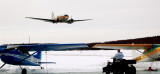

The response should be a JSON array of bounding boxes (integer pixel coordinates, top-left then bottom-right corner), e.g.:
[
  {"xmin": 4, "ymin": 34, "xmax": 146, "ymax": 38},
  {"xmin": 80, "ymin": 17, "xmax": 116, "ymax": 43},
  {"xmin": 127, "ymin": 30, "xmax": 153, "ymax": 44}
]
[{"xmin": 0, "ymin": 0, "xmax": 160, "ymax": 44}]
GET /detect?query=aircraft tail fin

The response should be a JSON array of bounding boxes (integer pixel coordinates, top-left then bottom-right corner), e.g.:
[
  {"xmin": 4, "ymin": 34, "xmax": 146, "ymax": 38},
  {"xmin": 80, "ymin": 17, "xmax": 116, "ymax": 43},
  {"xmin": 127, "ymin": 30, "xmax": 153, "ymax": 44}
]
[
  {"xmin": 131, "ymin": 50, "xmax": 151, "ymax": 62},
  {"xmin": 131, "ymin": 50, "xmax": 142, "ymax": 59},
  {"xmin": 33, "ymin": 51, "xmax": 42, "ymax": 60},
  {"xmin": 51, "ymin": 12, "xmax": 56, "ymax": 20}
]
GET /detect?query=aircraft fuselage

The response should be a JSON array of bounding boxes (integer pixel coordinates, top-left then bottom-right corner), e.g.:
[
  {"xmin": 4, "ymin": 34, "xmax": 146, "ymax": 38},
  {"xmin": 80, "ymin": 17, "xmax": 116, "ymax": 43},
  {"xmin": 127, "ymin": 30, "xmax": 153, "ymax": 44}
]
[
  {"xmin": 56, "ymin": 15, "xmax": 69, "ymax": 22},
  {"xmin": 0, "ymin": 46, "xmax": 40, "ymax": 66}
]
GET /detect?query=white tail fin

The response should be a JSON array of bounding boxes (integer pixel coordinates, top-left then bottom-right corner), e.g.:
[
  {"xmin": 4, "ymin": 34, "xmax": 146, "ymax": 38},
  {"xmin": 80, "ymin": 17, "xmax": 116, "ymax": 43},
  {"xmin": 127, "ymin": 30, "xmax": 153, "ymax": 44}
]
[
  {"xmin": 51, "ymin": 12, "xmax": 56, "ymax": 20},
  {"xmin": 132, "ymin": 50, "xmax": 155, "ymax": 62},
  {"xmin": 131, "ymin": 50, "xmax": 142, "ymax": 59}
]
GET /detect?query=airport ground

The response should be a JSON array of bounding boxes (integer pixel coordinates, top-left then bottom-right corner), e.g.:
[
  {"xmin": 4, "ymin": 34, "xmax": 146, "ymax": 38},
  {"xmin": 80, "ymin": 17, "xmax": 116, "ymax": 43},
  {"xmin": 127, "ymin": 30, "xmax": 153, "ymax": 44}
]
[
  {"xmin": 0, "ymin": 69, "xmax": 160, "ymax": 74},
  {"xmin": 0, "ymin": 50, "xmax": 160, "ymax": 74}
]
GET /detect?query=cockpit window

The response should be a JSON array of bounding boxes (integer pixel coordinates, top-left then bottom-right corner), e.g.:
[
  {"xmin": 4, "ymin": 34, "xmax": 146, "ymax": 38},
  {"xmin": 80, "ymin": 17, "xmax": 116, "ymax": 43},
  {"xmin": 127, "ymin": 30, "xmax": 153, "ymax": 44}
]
[
  {"xmin": 18, "ymin": 48, "xmax": 29, "ymax": 56},
  {"xmin": 64, "ymin": 15, "xmax": 68, "ymax": 16}
]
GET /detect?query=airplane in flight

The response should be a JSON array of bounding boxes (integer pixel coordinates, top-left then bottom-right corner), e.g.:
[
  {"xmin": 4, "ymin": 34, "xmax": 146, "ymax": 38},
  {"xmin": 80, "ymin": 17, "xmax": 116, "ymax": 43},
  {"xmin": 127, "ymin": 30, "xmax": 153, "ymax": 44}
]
[
  {"xmin": 25, "ymin": 12, "xmax": 92, "ymax": 24},
  {"xmin": 93, "ymin": 44, "xmax": 160, "ymax": 70},
  {"xmin": 0, "ymin": 43, "xmax": 88, "ymax": 74}
]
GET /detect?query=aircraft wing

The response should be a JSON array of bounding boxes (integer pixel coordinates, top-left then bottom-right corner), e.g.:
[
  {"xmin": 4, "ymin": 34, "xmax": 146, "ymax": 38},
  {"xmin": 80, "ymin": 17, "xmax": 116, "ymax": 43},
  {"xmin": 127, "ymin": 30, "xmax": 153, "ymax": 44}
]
[
  {"xmin": 93, "ymin": 44, "xmax": 152, "ymax": 50},
  {"xmin": 74, "ymin": 19, "xmax": 92, "ymax": 22},
  {"xmin": 25, "ymin": 17, "xmax": 56, "ymax": 23},
  {"xmin": 6, "ymin": 43, "xmax": 88, "ymax": 51}
]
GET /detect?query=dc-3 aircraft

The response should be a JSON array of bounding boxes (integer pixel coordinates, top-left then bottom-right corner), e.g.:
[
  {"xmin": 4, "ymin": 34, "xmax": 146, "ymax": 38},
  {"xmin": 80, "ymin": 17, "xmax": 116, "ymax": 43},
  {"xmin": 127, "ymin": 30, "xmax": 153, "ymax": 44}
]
[
  {"xmin": 93, "ymin": 44, "xmax": 160, "ymax": 70},
  {"xmin": 0, "ymin": 43, "xmax": 88, "ymax": 74},
  {"xmin": 25, "ymin": 12, "xmax": 92, "ymax": 24}
]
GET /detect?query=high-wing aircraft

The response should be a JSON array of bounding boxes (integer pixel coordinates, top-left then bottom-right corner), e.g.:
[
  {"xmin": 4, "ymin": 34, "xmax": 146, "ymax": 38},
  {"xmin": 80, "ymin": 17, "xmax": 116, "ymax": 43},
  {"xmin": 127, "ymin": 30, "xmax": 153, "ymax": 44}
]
[
  {"xmin": 93, "ymin": 44, "xmax": 160, "ymax": 62},
  {"xmin": 0, "ymin": 43, "xmax": 88, "ymax": 74},
  {"xmin": 93, "ymin": 44, "xmax": 160, "ymax": 70},
  {"xmin": 25, "ymin": 12, "xmax": 92, "ymax": 24}
]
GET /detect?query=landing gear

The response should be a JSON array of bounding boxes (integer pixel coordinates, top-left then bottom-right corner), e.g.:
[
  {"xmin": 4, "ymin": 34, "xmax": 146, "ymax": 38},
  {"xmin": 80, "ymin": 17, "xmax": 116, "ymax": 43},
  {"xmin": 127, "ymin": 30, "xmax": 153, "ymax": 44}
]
[
  {"xmin": 0, "ymin": 63, "xmax": 6, "ymax": 69},
  {"xmin": 21, "ymin": 68, "xmax": 27, "ymax": 74},
  {"xmin": 41, "ymin": 66, "xmax": 44, "ymax": 69}
]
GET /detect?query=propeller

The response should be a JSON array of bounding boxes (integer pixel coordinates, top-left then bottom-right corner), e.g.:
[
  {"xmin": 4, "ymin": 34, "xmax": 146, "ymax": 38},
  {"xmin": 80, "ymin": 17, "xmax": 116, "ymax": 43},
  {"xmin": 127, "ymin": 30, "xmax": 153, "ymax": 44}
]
[
  {"xmin": 67, "ymin": 17, "xmax": 74, "ymax": 24},
  {"xmin": 70, "ymin": 17, "xmax": 74, "ymax": 22}
]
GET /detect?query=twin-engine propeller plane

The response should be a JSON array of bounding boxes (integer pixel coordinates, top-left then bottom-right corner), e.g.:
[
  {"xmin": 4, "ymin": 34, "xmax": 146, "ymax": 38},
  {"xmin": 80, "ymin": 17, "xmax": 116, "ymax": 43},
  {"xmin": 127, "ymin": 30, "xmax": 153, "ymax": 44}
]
[
  {"xmin": 26, "ymin": 12, "xmax": 92, "ymax": 24},
  {"xmin": 0, "ymin": 43, "xmax": 88, "ymax": 74},
  {"xmin": 93, "ymin": 44, "xmax": 160, "ymax": 70}
]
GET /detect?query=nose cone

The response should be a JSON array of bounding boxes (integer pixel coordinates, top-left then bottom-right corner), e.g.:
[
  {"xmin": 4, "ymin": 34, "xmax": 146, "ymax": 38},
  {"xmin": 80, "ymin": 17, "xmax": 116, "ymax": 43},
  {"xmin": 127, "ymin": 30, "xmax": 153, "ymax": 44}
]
[{"xmin": 64, "ymin": 14, "xmax": 69, "ymax": 16}]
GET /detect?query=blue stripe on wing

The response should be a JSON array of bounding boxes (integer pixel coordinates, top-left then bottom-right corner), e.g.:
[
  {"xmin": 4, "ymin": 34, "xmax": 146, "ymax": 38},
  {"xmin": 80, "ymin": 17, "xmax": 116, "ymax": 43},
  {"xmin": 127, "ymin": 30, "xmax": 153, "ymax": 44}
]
[{"xmin": 18, "ymin": 43, "xmax": 88, "ymax": 51}]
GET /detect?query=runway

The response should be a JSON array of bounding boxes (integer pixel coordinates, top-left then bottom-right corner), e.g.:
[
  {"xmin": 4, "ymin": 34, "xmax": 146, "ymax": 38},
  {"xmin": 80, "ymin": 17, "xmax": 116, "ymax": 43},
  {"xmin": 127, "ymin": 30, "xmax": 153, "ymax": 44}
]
[
  {"xmin": 0, "ymin": 50, "xmax": 160, "ymax": 74},
  {"xmin": 0, "ymin": 69, "xmax": 160, "ymax": 74}
]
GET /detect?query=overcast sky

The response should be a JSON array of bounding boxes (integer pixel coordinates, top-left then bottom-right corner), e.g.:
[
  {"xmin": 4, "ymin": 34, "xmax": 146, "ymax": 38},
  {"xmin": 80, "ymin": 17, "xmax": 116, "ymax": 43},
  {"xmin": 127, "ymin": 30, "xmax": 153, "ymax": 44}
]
[{"xmin": 0, "ymin": 0, "xmax": 160, "ymax": 44}]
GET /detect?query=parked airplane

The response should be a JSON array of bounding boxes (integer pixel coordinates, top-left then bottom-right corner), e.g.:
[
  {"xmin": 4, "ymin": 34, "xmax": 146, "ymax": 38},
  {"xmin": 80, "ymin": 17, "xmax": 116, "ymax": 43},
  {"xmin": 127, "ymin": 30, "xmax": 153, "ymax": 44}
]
[
  {"xmin": 93, "ymin": 44, "xmax": 160, "ymax": 62},
  {"xmin": 26, "ymin": 12, "xmax": 92, "ymax": 24},
  {"xmin": 93, "ymin": 44, "xmax": 160, "ymax": 70},
  {"xmin": 0, "ymin": 43, "xmax": 88, "ymax": 74}
]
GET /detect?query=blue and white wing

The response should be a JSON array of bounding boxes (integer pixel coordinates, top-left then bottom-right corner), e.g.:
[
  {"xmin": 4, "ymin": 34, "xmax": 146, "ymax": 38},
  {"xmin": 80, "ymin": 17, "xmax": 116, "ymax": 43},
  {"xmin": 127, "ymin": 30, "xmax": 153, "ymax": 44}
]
[{"xmin": 18, "ymin": 43, "xmax": 88, "ymax": 51}]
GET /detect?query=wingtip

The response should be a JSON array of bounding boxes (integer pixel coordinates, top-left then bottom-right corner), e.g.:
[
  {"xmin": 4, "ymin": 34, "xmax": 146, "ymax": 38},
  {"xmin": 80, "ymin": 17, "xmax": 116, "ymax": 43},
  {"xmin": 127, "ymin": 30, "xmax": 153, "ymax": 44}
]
[
  {"xmin": 88, "ymin": 19, "xmax": 93, "ymax": 20},
  {"xmin": 25, "ymin": 17, "xmax": 30, "ymax": 18}
]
